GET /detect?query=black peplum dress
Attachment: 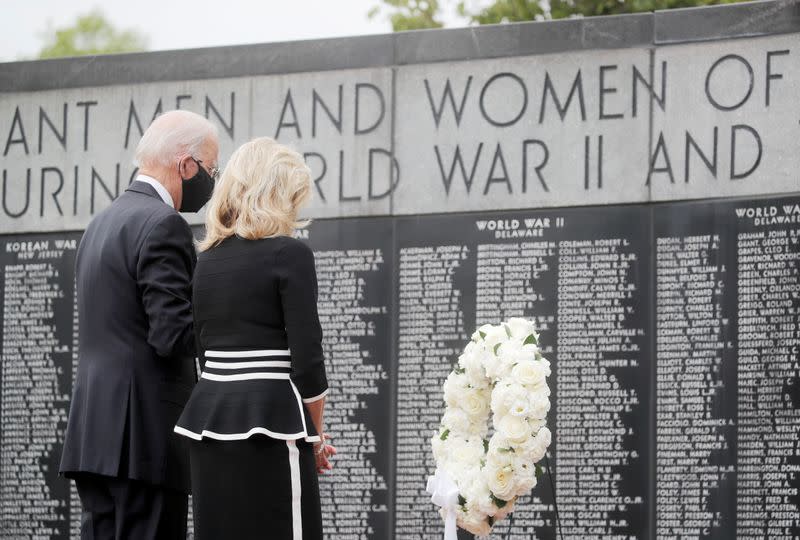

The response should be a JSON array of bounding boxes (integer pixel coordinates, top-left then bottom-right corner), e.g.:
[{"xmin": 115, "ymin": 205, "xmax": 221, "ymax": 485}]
[{"xmin": 175, "ymin": 234, "xmax": 328, "ymax": 540}]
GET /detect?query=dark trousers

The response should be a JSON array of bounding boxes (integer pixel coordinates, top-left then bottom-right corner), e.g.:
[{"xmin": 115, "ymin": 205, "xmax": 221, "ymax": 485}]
[{"xmin": 74, "ymin": 473, "xmax": 188, "ymax": 540}]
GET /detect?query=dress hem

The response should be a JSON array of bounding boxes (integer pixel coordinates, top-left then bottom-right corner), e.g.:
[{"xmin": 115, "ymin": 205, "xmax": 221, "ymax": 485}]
[{"xmin": 174, "ymin": 425, "xmax": 321, "ymax": 443}]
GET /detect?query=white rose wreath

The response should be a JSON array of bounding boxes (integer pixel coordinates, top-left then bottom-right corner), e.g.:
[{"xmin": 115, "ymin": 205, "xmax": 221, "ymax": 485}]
[{"xmin": 428, "ymin": 318, "xmax": 552, "ymax": 537}]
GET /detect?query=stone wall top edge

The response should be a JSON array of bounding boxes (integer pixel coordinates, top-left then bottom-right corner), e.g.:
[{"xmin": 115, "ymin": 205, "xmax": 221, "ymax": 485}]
[{"xmin": 654, "ymin": 0, "xmax": 800, "ymax": 45}]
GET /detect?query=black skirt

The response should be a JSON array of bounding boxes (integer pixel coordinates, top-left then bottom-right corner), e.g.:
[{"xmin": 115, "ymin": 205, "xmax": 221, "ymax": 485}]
[{"xmin": 189, "ymin": 436, "xmax": 322, "ymax": 540}]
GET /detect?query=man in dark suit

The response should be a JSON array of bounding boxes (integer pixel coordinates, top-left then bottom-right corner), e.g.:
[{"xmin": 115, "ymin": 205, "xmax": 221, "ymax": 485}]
[{"xmin": 60, "ymin": 110, "xmax": 219, "ymax": 539}]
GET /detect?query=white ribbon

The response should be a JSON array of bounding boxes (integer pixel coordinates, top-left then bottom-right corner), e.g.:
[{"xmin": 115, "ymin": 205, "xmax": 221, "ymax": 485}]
[{"xmin": 427, "ymin": 468, "xmax": 460, "ymax": 540}]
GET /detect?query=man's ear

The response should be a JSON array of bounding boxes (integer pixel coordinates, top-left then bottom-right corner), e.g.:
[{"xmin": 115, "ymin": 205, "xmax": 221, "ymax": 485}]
[{"xmin": 178, "ymin": 155, "xmax": 198, "ymax": 179}]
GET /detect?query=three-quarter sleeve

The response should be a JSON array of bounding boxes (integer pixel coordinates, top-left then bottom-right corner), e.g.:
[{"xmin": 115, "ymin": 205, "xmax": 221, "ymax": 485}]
[{"xmin": 276, "ymin": 239, "xmax": 328, "ymax": 403}]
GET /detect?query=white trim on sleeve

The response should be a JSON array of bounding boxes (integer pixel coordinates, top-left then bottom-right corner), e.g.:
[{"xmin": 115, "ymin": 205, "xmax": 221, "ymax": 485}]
[{"xmin": 301, "ymin": 388, "xmax": 329, "ymax": 404}]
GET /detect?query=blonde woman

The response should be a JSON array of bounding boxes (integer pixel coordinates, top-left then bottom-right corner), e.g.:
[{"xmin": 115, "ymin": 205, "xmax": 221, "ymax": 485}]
[{"xmin": 175, "ymin": 137, "xmax": 335, "ymax": 539}]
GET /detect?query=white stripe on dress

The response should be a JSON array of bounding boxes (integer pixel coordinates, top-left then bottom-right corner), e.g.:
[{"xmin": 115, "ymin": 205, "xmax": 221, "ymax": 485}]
[
  {"xmin": 204, "ymin": 360, "xmax": 292, "ymax": 370},
  {"xmin": 173, "ymin": 425, "xmax": 311, "ymax": 441},
  {"xmin": 289, "ymin": 380, "xmax": 308, "ymax": 435},
  {"xmin": 204, "ymin": 349, "xmax": 291, "ymax": 358},
  {"xmin": 200, "ymin": 372, "xmax": 290, "ymax": 382},
  {"xmin": 287, "ymin": 440, "xmax": 303, "ymax": 540}
]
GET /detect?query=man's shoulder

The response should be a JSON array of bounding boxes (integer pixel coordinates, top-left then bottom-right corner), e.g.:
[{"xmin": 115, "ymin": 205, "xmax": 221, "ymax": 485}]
[{"xmin": 86, "ymin": 191, "xmax": 188, "ymax": 242}]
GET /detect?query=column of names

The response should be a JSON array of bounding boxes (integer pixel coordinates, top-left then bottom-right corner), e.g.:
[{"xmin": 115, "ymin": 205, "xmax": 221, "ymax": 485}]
[
  {"xmin": 475, "ymin": 240, "xmax": 557, "ymax": 539},
  {"xmin": 655, "ymin": 234, "xmax": 734, "ymax": 538},
  {"xmin": 1, "ymin": 238, "xmax": 78, "ymax": 540},
  {"xmin": 315, "ymin": 247, "xmax": 390, "ymax": 539},
  {"xmin": 736, "ymin": 223, "xmax": 800, "ymax": 538},
  {"xmin": 395, "ymin": 245, "xmax": 470, "ymax": 539},
  {"xmin": 556, "ymin": 237, "xmax": 646, "ymax": 539}
]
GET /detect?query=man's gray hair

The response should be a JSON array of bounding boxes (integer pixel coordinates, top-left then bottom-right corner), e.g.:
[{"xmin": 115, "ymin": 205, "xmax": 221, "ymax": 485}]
[{"xmin": 134, "ymin": 110, "xmax": 218, "ymax": 168}]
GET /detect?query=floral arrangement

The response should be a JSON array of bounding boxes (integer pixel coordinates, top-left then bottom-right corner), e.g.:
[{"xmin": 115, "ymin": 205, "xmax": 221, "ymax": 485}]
[{"xmin": 428, "ymin": 317, "xmax": 552, "ymax": 537}]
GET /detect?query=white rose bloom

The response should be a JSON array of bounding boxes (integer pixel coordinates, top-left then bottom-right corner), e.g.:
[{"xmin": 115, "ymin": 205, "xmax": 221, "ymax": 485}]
[
  {"xmin": 507, "ymin": 317, "xmax": 537, "ymax": 340},
  {"xmin": 470, "ymin": 419, "xmax": 490, "ymax": 438},
  {"xmin": 451, "ymin": 437, "xmax": 485, "ymax": 469},
  {"xmin": 484, "ymin": 357, "xmax": 505, "ymax": 382},
  {"xmin": 495, "ymin": 340, "xmax": 537, "ymax": 381},
  {"xmin": 459, "ymin": 467, "xmax": 481, "ymax": 494},
  {"xmin": 514, "ymin": 464, "xmax": 538, "ymax": 493},
  {"xmin": 482, "ymin": 324, "xmax": 508, "ymax": 350},
  {"xmin": 529, "ymin": 426, "xmax": 552, "ymax": 462},
  {"xmin": 496, "ymin": 414, "xmax": 533, "ymax": 444},
  {"xmin": 471, "ymin": 484, "xmax": 496, "ymax": 517},
  {"xmin": 486, "ymin": 460, "xmax": 516, "ymax": 501},
  {"xmin": 461, "ymin": 340, "xmax": 478, "ymax": 358},
  {"xmin": 511, "ymin": 360, "xmax": 549, "ymax": 391},
  {"xmin": 457, "ymin": 387, "xmax": 489, "ymax": 421},
  {"xmin": 488, "ymin": 433, "xmax": 512, "ymax": 454},
  {"xmin": 506, "ymin": 340, "xmax": 539, "ymax": 365},
  {"xmin": 442, "ymin": 371, "xmax": 470, "ymax": 408},
  {"xmin": 461, "ymin": 350, "xmax": 489, "ymax": 389},
  {"xmin": 499, "ymin": 343, "xmax": 522, "ymax": 379},
  {"xmin": 486, "ymin": 446, "xmax": 514, "ymax": 471},
  {"xmin": 481, "ymin": 358, "xmax": 503, "ymax": 382},
  {"xmin": 441, "ymin": 408, "xmax": 472, "ymax": 435},
  {"xmin": 491, "ymin": 382, "xmax": 529, "ymax": 418},
  {"xmin": 528, "ymin": 394, "xmax": 551, "ymax": 420},
  {"xmin": 528, "ymin": 418, "xmax": 546, "ymax": 433}
]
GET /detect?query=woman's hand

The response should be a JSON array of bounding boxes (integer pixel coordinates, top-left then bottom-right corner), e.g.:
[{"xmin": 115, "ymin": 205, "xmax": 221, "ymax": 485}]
[{"xmin": 314, "ymin": 434, "xmax": 337, "ymax": 474}]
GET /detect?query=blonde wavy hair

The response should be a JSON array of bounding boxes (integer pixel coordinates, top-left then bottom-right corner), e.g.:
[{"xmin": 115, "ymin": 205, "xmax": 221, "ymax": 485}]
[{"xmin": 199, "ymin": 137, "xmax": 312, "ymax": 251}]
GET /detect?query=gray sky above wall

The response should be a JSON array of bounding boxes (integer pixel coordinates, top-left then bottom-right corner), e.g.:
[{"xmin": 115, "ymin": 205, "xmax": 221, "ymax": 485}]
[{"xmin": 0, "ymin": 0, "xmax": 467, "ymax": 62}]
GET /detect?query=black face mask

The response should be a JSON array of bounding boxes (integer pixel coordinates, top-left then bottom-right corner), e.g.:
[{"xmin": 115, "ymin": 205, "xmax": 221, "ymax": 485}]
[{"xmin": 179, "ymin": 159, "xmax": 215, "ymax": 213}]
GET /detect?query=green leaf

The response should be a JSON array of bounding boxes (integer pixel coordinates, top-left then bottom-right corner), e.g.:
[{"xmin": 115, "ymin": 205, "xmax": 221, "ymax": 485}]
[
  {"xmin": 480, "ymin": 458, "xmax": 486, "ymax": 468},
  {"xmin": 458, "ymin": 494, "xmax": 467, "ymax": 506},
  {"xmin": 498, "ymin": 446, "xmax": 515, "ymax": 453},
  {"xmin": 440, "ymin": 429, "xmax": 450, "ymax": 441},
  {"xmin": 483, "ymin": 439, "xmax": 489, "ymax": 453},
  {"xmin": 490, "ymin": 494, "xmax": 507, "ymax": 508},
  {"xmin": 504, "ymin": 324, "xmax": 512, "ymax": 338},
  {"xmin": 454, "ymin": 367, "xmax": 465, "ymax": 374},
  {"xmin": 493, "ymin": 343, "xmax": 501, "ymax": 355},
  {"xmin": 524, "ymin": 334, "xmax": 538, "ymax": 346},
  {"xmin": 535, "ymin": 464, "xmax": 544, "ymax": 478},
  {"xmin": 479, "ymin": 330, "xmax": 487, "ymax": 339}
]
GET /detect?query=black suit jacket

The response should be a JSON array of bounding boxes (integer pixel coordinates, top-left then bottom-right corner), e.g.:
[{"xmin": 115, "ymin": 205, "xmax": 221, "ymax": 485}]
[{"xmin": 60, "ymin": 181, "xmax": 197, "ymax": 493}]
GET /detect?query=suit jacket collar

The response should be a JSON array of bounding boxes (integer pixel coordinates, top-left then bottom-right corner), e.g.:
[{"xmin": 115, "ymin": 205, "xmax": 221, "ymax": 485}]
[{"xmin": 127, "ymin": 180, "xmax": 162, "ymax": 201}]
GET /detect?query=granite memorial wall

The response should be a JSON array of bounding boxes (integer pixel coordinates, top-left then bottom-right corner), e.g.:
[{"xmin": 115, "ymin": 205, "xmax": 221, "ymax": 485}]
[{"xmin": 1, "ymin": 3, "xmax": 799, "ymax": 538}]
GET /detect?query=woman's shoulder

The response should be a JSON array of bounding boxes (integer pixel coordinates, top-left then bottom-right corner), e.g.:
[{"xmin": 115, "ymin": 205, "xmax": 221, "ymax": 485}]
[
  {"xmin": 197, "ymin": 234, "xmax": 311, "ymax": 263},
  {"xmin": 274, "ymin": 235, "xmax": 315, "ymax": 268}
]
